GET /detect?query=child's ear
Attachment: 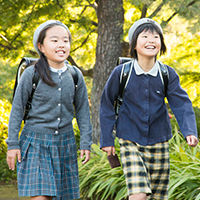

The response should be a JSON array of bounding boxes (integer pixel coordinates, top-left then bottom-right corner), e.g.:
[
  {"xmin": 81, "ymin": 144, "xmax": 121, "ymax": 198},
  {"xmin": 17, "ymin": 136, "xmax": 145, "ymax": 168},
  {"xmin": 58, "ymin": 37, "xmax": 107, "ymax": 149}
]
[{"xmin": 38, "ymin": 43, "xmax": 44, "ymax": 53}]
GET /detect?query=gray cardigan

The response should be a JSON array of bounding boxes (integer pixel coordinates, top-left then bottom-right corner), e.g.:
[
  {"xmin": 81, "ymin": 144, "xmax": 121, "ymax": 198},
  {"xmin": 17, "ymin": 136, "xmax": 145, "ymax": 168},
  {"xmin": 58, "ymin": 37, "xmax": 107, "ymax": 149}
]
[{"xmin": 7, "ymin": 64, "xmax": 93, "ymax": 150}]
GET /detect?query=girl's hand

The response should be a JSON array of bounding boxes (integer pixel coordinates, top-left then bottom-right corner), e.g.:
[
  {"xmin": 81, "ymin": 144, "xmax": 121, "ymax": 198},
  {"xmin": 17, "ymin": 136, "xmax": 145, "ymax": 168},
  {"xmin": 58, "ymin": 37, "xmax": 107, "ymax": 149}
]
[
  {"xmin": 186, "ymin": 135, "xmax": 199, "ymax": 147},
  {"xmin": 80, "ymin": 149, "xmax": 90, "ymax": 165},
  {"xmin": 7, "ymin": 149, "xmax": 21, "ymax": 170},
  {"xmin": 101, "ymin": 146, "xmax": 115, "ymax": 156}
]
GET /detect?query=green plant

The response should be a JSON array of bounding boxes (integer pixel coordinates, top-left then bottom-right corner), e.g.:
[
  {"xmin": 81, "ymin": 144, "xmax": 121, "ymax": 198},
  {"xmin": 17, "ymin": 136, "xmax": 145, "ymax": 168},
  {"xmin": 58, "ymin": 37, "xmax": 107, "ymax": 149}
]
[
  {"xmin": 78, "ymin": 139, "xmax": 128, "ymax": 200},
  {"xmin": 169, "ymin": 126, "xmax": 200, "ymax": 200},
  {"xmin": 0, "ymin": 99, "xmax": 17, "ymax": 182}
]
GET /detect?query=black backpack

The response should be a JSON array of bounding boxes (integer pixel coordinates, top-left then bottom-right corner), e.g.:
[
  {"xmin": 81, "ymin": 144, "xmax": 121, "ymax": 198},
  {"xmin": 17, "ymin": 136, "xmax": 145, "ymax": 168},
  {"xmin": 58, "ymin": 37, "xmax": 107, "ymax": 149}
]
[
  {"xmin": 114, "ymin": 57, "xmax": 169, "ymax": 116},
  {"xmin": 13, "ymin": 57, "xmax": 78, "ymax": 122}
]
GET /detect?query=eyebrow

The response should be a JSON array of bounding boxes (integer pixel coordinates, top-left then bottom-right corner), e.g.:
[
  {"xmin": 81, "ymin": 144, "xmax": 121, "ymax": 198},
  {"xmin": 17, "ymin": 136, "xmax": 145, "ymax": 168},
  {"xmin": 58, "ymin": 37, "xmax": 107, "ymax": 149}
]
[{"xmin": 49, "ymin": 36, "xmax": 69, "ymax": 39}]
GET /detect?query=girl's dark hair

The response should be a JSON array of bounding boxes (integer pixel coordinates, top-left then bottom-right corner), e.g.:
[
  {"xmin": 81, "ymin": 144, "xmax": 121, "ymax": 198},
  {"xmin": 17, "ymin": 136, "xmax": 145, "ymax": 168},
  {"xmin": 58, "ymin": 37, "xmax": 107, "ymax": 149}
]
[
  {"xmin": 130, "ymin": 23, "xmax": 167, "ymax": 59},
  {"xmin": 35, "ymin": 23, "xmax": 71, "ymax": 87}
]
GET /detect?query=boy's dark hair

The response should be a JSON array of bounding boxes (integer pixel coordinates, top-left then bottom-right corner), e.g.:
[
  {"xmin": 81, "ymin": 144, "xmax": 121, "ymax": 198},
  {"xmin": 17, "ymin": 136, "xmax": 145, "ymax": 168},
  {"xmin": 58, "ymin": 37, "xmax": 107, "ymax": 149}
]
[
  {"xmin": 35, "ymin": 23, "xmax": 71, "ymax": 87},
  {"xmin": 129, "ymin": 23, "xmax": 167, "ymax": 59}
]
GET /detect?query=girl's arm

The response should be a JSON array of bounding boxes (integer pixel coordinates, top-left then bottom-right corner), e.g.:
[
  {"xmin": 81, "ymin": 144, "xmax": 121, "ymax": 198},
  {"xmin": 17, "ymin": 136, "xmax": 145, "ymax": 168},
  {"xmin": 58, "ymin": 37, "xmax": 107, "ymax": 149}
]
[
  {"xmin": 7, "ymin": 149, "xmax": 21, "ymax": 170},
  {"xmin": 73, "ymin": 68, "xmax": 93, "ymax": 151},
  {"xmin": 6, "ymin": 66, "xmax": 33, "ymax": 150}
]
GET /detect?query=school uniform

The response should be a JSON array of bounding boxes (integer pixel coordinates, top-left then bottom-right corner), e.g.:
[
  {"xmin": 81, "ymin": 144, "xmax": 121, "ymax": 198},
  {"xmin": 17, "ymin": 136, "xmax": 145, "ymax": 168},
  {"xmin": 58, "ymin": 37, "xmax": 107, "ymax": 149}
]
[
  {"xmin": 100, "ymin": 60, "xmax": 197, "ymax": 199},
  {"xmin": 7, "ymin": 64, "xmax": 93, "ymax": 200}
]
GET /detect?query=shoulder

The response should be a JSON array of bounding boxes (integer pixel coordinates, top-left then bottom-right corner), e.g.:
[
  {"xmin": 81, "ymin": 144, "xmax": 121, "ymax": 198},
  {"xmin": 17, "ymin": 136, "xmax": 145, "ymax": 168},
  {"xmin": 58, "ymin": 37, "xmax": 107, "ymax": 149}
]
[
  {"xmin": 109, "ymin": 64, "xmax": 123, "ymax": 79},
  {"xmin": 67, "ymin": 64, "xmax": 82, "ymax": 77},
  {"xmin": 164, "ymin": 64, "xmax": 179, "ymax": 78},
  {"xmin": 66, "ymin": 64, "xmax": 86, "ymax": 88},
  {"xmin": 160, "ymin": 62, "xmax": 176, "ymax": 74},
  {"xmin": 21, "ymin": 65, "xmax": 35, "ymax": 78},
  {"xmin": 19, "ymin": 65, "xmax": 35, "ymax": 83},
  {"xmin": 161, "ymin": 64, "xmax": 180, "ymax": 85}
]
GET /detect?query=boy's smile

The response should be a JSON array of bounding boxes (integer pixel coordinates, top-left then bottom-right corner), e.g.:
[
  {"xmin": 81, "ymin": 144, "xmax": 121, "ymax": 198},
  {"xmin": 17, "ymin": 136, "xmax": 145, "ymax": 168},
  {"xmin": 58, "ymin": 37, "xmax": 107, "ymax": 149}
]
[{"xmin": 135, "ymin": 30, "xmax": 161, "ymax": 59}]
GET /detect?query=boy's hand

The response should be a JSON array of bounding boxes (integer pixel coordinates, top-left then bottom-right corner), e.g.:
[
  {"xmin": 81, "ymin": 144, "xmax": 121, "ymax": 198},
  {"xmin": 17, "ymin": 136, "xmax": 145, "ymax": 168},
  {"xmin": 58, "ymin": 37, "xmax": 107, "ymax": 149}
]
[
  {"xmin": 80, "ymin": 149, "xmax": 90, "ymax": 165},
  {"xmin": 101, "ymin": 146, "xmax": 115, "ymax": 156},
  {"xmin": 7, "ymin": 149, "xmax": 21, "ymax": 170},
  {"xmin": 186, "ymin": 135, "xmax": 199, "ymax": 147}
]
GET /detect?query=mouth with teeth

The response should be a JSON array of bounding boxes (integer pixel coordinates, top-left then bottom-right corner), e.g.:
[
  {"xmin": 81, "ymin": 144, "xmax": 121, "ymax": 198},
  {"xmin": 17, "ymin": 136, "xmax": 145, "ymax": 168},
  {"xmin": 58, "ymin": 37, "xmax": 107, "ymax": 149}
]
[
  {"xmin": 145, "ymin": 45, "xmax": 156, "ymax": 49},
  {"xmin": 56, "ymin": 50, "xmax": 66, "ymax": 54}
]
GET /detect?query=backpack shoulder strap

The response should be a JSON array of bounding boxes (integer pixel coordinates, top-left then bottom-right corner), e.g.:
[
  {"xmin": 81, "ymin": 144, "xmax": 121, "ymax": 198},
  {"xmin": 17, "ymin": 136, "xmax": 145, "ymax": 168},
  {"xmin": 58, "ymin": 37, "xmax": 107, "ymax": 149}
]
[
  {"xmin": 23, "ymin": 69, "xmax": 40, "ymax": 122},
  {"xmin": 115, "ymin": 61, "xmax": 133, "ymax": 116},
  {"xmin": 67, "ymin": 64, "xmax": 78, "ymax": 90},
  {"xmin": 119, "ymin": 61, "xmax": 133, "ymax": 98},
  {"xmin": 158, "ymin": 61, "xmax": 169, "ymax": 96}
]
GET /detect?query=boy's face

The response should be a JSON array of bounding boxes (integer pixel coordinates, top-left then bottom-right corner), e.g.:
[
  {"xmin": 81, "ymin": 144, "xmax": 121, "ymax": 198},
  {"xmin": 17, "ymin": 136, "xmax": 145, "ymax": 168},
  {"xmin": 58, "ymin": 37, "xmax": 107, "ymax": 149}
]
[{"xmin": 135, "ymin": 29, "xmax": 161, "ymax": 60}]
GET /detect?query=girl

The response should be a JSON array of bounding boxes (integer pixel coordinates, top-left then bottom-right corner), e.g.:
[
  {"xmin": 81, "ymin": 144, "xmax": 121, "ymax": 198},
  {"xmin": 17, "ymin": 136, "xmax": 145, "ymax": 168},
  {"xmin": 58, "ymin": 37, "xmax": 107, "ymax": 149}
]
[
  {"xmin": 100, "ymin": 18, "xmax": 198, "ymax": 200},
  {"xmin": 6, "ymin": 20, "xmax": 93, "ymax": 200}
]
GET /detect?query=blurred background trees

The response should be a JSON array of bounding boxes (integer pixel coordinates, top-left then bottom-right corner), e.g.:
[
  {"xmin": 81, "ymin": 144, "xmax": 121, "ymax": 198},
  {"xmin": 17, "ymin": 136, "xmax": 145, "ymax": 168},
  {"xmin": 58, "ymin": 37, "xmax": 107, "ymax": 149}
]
[{"xmin": 1, "ymin": 0, "xmax": 200, "ymax": 198}]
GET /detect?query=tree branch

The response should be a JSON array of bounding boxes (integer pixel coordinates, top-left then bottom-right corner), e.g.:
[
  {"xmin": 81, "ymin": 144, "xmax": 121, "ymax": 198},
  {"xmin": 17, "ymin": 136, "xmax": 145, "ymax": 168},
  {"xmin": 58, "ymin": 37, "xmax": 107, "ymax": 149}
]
[
  {"xmin": 70, "ymin": 19, "xmax": 98, "ymax": 27},
  {"xmin": 163, "ymin": 0, "xmax": 198, "ymax": 26},
  {"xmin": 11, "ymin": 0, "xmax": 38, "ymax": 44},
  {"xmin": 56, "ymin": 0, "xmax": 63, "ymax": 9},
  {"xmin": 67, "ymin": 55, "xmax": 93, "ymax": 77},
  {"xmin": 148, "ymin": 0, "xmax": 166, "ymax": 19},
  {"xmin": 141, "ymin": 4, "xmax": 148, "ymax": 18},
  {"xmin": 0, "ymin": 43, "xmax": 13, "ymax": 50},
  {"xmin": 86, "ymin": 0, "xmax": 98, "ymax": 11},
  {"xmin": 0, "ymin": 33, "xmax": 13, "ymax": 49},
  {"xmin": 70, "ymin": 28, "xmax": 97, "ymax": 53}
]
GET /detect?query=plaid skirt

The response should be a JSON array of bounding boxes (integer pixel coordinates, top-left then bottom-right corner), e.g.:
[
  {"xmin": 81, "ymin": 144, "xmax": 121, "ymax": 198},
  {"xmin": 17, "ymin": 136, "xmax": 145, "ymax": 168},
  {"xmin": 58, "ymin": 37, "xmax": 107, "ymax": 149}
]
[
  {"xmin": 17, "ymin": 129, "xmax": 80, "ymax": 200},
  {"xmin": 119, "ymin": 138, "xmax": 170, "ymax": 200}
]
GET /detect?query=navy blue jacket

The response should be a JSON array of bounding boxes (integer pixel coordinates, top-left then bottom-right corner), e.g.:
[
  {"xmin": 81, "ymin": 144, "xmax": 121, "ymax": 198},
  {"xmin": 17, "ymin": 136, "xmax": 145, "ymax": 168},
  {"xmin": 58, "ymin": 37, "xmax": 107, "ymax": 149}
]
[{"xmin": 100, "ymin": 61, "xmax": 197, "ymax": 148}]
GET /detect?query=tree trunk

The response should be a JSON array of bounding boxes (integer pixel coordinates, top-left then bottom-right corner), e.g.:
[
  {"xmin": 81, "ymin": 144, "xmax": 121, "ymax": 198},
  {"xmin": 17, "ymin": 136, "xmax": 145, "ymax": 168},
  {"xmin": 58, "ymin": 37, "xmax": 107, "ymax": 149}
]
[{"xmin": 91, "ymin": 0, "xmax": 124, "ymax": 143}]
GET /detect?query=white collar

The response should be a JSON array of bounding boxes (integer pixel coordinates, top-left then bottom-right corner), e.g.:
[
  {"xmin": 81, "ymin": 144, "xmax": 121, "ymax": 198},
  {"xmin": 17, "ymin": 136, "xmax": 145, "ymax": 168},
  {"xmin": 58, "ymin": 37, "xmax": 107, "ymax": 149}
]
[
  {"xmin": 49, "ymin": 64, "xmax": 67, "ymax": 73},
  {"xmin": 134, "ymin": 60, "xmax": 159, "ymax": 77}
]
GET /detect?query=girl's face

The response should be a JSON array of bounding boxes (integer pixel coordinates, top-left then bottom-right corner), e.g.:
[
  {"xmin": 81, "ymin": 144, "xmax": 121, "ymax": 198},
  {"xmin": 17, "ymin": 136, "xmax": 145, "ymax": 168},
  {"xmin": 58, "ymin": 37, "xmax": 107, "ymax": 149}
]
[
  {"xmin": 135, "ymin": 29, "xmax": 161, "ymax": 60},
  {"xmin": 39, "ymin": 25, "xmax": 70, "ymax": 68}
]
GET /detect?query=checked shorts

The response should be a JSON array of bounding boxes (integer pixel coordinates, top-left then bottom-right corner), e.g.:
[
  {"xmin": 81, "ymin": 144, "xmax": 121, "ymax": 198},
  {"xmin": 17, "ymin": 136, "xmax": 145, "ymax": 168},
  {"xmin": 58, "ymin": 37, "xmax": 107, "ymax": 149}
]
[{"xmin": 119, "ymin": 138, "xmax": 170, "ymax": 200}]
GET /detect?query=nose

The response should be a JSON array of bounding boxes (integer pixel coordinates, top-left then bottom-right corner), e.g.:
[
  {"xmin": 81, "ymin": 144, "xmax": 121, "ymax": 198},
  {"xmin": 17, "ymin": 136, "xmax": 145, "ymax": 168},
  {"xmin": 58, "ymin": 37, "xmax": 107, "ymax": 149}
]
[
  {"xmin": 148, "ymin": 35, "xmax": 156, "ymax": 42},
  {"xmin": 58, "ymin": 43, "xmax": 64, "ymax": 48},
  {"xmin": 148, "ymin": 40, "xmax": 154, "ymax": 43},
  {"xmin": 147, "ymin": 38, "xmax": 155, "ymax": 44}
]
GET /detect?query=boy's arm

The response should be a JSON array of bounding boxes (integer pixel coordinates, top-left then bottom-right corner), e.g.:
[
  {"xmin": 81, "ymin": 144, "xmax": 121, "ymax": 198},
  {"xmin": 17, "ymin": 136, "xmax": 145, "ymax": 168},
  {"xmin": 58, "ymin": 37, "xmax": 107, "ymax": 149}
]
[
  {"xmin": 167, "ymin": 67, "xmax": 198, "ymax": 141},
  {"xmin": 101, "ymin": 146, "xmax": 115, "ymax": 156},
  {"xmin": 186, "ymin": 135, "xmax": 198, "ymax": 147},
  {"xmin": 100, "ymin": 66, "xmax": 121, "ymax": 148}
]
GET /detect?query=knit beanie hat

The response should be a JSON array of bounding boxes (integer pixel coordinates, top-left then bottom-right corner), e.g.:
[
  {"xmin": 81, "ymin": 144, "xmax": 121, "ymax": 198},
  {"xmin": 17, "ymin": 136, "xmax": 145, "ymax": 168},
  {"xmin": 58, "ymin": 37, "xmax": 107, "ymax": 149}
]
[
  {"xmin": 33, "ymin": 20, "xmax": 71, "ymax": 55},
  {"xmin": 128, "ymin": 18, "xmax": 163, "ymax": 44}
]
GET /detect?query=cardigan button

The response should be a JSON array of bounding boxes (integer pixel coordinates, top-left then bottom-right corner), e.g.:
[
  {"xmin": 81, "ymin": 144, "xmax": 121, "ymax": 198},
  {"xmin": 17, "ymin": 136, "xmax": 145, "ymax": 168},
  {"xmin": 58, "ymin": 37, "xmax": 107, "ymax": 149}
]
[{"xmin": 55, "ymin": 130, "xmax": 58, "ymax": 134}]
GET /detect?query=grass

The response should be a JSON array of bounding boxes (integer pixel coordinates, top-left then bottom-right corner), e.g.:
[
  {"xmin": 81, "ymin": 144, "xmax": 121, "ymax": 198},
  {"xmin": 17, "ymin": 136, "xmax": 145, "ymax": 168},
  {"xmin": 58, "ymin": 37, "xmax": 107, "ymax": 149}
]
[{"xmin": 0, "ymin": 182, "xmax": 29, "ymax": 200}]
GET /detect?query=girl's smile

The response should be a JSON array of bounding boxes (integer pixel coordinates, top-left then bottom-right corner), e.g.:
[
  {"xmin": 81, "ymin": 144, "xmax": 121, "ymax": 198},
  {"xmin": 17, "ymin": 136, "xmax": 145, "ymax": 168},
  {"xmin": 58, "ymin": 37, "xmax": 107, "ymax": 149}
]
[{"xmin": 39, "ymin": 25, "xmax": 71, "ymax": 69}]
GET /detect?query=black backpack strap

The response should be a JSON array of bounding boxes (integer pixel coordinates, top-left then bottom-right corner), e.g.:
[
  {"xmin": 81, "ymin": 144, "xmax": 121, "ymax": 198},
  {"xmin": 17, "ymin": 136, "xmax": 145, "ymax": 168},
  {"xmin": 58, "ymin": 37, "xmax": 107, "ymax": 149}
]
[
  {"xmin": 23, "ymin": 69, "xmax": 40, "ymax": 122},
  {"xmin": 115, "ymin": 61, "xmax": 133, "ymax": 116},
  {"xmin": 119, "ymin": 61, "xmax": 132, "ymax": 97},
  {"xmin": 158, "ymin": 61, "xmax": 169, "ymax": 96},
  {"xmin": 67, "ymin": 65, "xmax": 78, "ymax": 90}
]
